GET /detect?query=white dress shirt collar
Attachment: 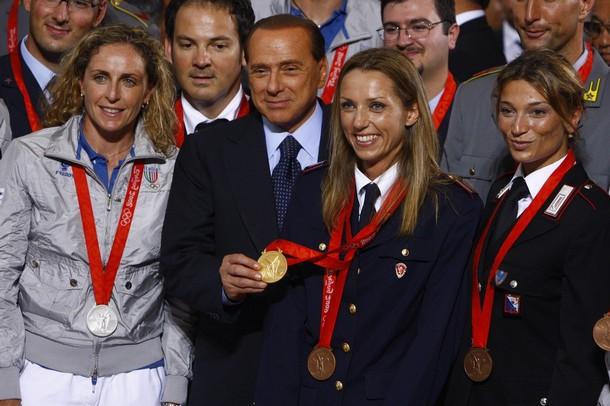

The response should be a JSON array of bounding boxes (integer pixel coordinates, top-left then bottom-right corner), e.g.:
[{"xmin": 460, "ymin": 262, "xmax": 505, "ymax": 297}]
[
  {"xmin": 455, "ymin": 10, "xmax": 485, "ymax": 26},
  {"xmin": 428, "ymin": 88, "xmax": 443, "ymax": 113},
  {"xmin": 573, "ymin": 46, "xmax": 588, "ymax": 72},
  {"xmin": 354, "ymin": 162, "xmax": 400, "ymax": 214},
  {"xmin": 264, "ymin": 101, "xmax": 323, "ymax": 173},
  {"xmin": 20, "ymin": 36, "xmax": 54, "ymax": 96},
  {"xmin": 512, "ymin": 154, "xmax": 567, "ymax": 200},
  {"xmin": 181, "ymin": 86, "xmax": 244, "ymax": 134},
  {"xmin": 502, "ymin": 21, "xmax": 523, "ymax": 63}
]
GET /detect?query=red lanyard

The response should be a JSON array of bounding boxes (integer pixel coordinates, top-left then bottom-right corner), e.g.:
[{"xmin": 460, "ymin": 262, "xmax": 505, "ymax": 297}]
[
  {"xmin": 578, "ymin": 43, "xmax": 594, "ymax": 84},
  {"xmin": 267, "ymin": 180, "xmax": 406, "ymax": 348},
  {"xmin": 470, "ymin": 150, "xmax": 576, "ymax": 349},
  {"xmin": 320, "ymin": 44, "xmax": 349, "ymax": 105},
  {"xmin": 8, "ymin": 0, "xmax": 42, "ymax": 132},
  {"xmin": 174, "ymin": 94, "xmax": 250, "ymax": 148},
  {"xmin": 73, "ymin": 162, "xmax": 144, "ymax": 305},
  {"xmin": 432, "ymin": 72, "xmax": 457, "ymax": 130}
]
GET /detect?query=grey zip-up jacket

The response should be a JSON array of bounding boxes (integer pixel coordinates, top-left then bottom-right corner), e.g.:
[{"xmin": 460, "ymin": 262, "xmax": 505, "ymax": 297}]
[{"xmin": 0, "ymin": 116, "xmax": 193, "ymax": 404}]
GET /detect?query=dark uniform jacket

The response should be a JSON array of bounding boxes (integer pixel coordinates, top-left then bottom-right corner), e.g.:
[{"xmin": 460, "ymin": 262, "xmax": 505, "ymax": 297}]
[
  {"xmin": 444, "ymin": 163, "xmax": 610, "ymax": 406},
  {"xmin": 160, "ymin": 108, "xmax": 329, "ymax": 406},
  {"xmin": 441, "ymin": 49, "xmax": 610, "ymax": 201},
  {"xmin": 449, "ymin": 16, "xmax": 506, "ymax": 82},
  {"xmin": 256, "ymin": 166, "xmax": 482, "ymax": 405},
  {"xmin": 0, "ymin": 49, "xmax": 45, "ymax": 140}
]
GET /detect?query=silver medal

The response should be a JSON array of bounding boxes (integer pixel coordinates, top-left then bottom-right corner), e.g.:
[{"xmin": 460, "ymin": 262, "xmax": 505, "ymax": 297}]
[{"xmin": 86, "ymin": 304, "xmax": 118, "ymax": 337}]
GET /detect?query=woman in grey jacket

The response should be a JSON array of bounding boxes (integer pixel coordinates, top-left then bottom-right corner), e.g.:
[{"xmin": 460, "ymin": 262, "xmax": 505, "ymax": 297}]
[{"xmin": 0, "ymin": 25, "xmax": 191, "ymax": 406}]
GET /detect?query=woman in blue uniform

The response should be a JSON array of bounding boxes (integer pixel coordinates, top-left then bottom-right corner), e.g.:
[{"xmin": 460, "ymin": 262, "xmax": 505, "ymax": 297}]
[
  {"xmin": 445, "ymin": 49, "xmax": 610, "ymax": 406},
  {"xmin": 255, "ymin": 47, "xmax": 482, "ymax": 406}
]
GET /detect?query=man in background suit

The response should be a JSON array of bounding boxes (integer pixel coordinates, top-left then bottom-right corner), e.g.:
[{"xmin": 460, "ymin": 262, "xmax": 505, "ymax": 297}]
[
  {"xmin": 381, "ymin": 0, "xmax": 460, "ymax": 148},
  {"xmin": 450, "ymin": 0, "xmax": 506, "ymax": 81},
  {"xmin": 442, "ymin": 0, "xmax": 610, "ymax": 200},
  {"xmin": 160, "ymin": 14, "xmax": 329, "ymax": 406},
  {"xmin": 163, "ymin": 0, "xmax": 254, "ymax": 145},
  {"xmin": 0, "ymin": 0, "xmax": 107, "ymax": 139}
]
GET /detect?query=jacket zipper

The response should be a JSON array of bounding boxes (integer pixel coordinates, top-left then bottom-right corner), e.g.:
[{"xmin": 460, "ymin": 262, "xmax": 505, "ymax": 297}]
[{"xmin": 91, "ymin": 340, "xmax": 101, "ymax": 393}]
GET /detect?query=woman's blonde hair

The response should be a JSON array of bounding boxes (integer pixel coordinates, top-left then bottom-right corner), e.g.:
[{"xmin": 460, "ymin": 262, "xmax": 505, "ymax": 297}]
[
  {"xmin": 495, "ymin": 48, "xmax": 584, "ymax": 137},
  {"xmin": 45, "ymin": 24, "xmax": 176, "ymax": 155},
  {"xmin": 322, "ymin": 47, "xmax": 444, "ymax": 235}
]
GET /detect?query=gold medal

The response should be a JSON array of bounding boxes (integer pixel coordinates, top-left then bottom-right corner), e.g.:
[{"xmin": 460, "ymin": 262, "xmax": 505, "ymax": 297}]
[
  {"xmin": 593, "ymin": 313, "xmax": 610, "ymax": 351},
  {"xmin": 307, "ymin": 346, "xmax": 336, "ymax": 381},
  {"xmin": 257, "ymin": 250, "xmax": 288, "ymax": 283},
  {"xmin": 464, "ymin": 347, "xmax": 493, "ymax": 382}
]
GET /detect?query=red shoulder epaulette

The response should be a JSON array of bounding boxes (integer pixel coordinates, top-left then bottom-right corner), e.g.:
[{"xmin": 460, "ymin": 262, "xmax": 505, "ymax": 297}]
[
  {"xmin": 446, "ymin": 174, "xmax": 476, "ymax": 195},
  {"xmin": 303, "ymin": 160, "xmax": 328, "ymax": 174}
]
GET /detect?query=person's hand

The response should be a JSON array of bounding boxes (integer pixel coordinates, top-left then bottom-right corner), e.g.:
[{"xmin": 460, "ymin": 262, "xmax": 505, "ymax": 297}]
[
  {"xmin": 0, "ymin": 400, "xmax": 21, "ymax": 406},
  {"xmin": 219, "ymin": 254, "xmax": 267, "ymax": 302}
]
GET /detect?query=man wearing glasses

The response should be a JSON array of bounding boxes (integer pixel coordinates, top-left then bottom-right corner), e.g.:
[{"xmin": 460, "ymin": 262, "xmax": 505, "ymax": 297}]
[
  {"xmin": 380, "ymin": 0, "xmax": 459, "ymax": 149},
  {"xmin": 0, "ymin": 0, "xmax": 107, "ymax": 141},
  {"xmin": 587, "ymin": 0, "xmax": 610, "ymax": 65}
]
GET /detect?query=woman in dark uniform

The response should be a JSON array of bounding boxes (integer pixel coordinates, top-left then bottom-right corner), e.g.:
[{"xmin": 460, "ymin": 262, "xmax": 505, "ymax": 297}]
[
  {"xmin": 255, "ymin": 47, "xmax": 482, "ymax": 406},
  {"xmin": 446, "ymin": 49, "xmax": 610, "ymax": 406}
]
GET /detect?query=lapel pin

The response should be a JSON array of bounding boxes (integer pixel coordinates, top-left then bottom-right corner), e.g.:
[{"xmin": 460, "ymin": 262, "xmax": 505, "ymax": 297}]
[{"xmin": 395, "ymin": 262, "xmax": 407, "ymax": 279}]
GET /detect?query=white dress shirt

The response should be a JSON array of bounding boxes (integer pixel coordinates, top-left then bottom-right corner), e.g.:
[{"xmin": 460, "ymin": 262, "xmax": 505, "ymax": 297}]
[
  {"xmin": 263, "ymin": 101, "xmax": 323, "ymax": 174},
  {"xmin": 181, "ymin": 86, "xmax": 245, "ymax": 134},
  {"xmin": 502, "ymin": 21, "xmax": 523, "ymax": 63},
  {"xmin": 506, "ymin": 154, "xmax": 567, "ymax": 217},
  {"xmin": 20, "ymin": 36, "xmax": 54, "ymax": 101},
  {"xmin": 354, "ymin": 162, "xmax": 399, "ymax": 217},
  {"xmin": 455, "ymin": 10, "xmax": 486, "ymax": 26}
]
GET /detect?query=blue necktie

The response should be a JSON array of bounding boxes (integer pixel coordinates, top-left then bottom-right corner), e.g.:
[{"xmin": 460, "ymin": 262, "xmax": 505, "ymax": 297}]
[{"xmin": 272, "ymin": 135, "xmax": 302, "ymax": 230}]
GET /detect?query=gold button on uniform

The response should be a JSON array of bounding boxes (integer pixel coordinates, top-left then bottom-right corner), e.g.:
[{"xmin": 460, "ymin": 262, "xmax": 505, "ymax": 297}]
[
  {"xmin": 318, "ymin": 242, "xmax": 327, "ymax": 251},
  {"xmin": 348, "ymin": 304, "xmax": 357, "ymax": 314},
  {"xmin": 401, "ymin": 248, "xmax": 410, "ymax": 257},
  {"xmin": 342, "ymin": 342, "xmax": 351, "ymax": 353},
  {"xmin": 335, "ymin": 381, "xmax": 343, "ymax": 391}
]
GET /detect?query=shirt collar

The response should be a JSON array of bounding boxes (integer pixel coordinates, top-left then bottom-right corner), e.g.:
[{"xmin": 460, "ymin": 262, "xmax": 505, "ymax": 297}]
[
  {"xmin": 455, "ymin": 10, "xmax": 485, "ymax": 26},
  {"xmin": 20, "ymin": 36, "xmax": 55, "ymax": 92},
  {"xmin": 76, "ymin": 117, "xmax": 135, "ymax": 162},
  {"xmin": 428, "ymin": 88, "xmax": 443, "ymax": 113},
  {"xmin": 181, "ymin": 86, "xmax": 244, "ymax": 134},
  {"xmin": 354, "ymin": 162, "xmax": 400, "ymax": 209},
  {"xmin": 573, "ymin": 45, "xmax": 588, "ymax": 71},
  {"xmin": 511, "ymin": 154, "xmax": 567, "ymax": 199},
  {"xmin": 263, "ymin": 101, "xmax": 323, "ymax": 162}
]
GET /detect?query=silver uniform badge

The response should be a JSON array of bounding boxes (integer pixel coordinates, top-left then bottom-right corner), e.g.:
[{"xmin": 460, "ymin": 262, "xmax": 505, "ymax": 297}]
[{"xmin": 544, "ymin": 185, "xmax": 574, "ymax": 217}]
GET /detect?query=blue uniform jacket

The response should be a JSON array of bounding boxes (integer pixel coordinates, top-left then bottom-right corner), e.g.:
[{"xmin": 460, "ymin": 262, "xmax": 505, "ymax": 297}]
[{"xmin": 256, "ymin": 166, "xmax": 482, "ymax": 405}]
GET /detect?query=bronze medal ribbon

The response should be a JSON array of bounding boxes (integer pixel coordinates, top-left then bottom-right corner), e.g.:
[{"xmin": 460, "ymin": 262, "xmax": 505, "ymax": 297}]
[
  {"xmin": 8, "ymin": 0, "xmax": 42, "ymax": 132},
  {"xmin": 73, "ymin": 162, "xmax": 144, "ymax": 305}
]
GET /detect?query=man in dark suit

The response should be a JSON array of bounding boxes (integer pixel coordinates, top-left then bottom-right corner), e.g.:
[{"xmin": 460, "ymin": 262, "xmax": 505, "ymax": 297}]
[
  {"xmin": 160, "ymin": 14, "xmax": 329, "ymax": 406},
  {"xmin": 381, "ymin": 0, "xmax": 460, "ymax": 148},
  {"xmin": 0, "ymin": 0, "xmax": 107, "ymax": 140},
  {"xmin": 449, "ymin": 0, "xmax": 506, "ymax": 81}
]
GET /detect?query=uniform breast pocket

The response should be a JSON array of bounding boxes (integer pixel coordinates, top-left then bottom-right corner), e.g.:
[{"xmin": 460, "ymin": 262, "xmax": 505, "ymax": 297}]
[
  {"xmin": 495, "ymin": 263, "xmax": 561, "ymax": 299},
  {"xmin": 18, "ymin": 258, "xmax": 86, "ymax": 330},
  {"xmin": 374, "ymin": 238, "xmax": 434, "ymax": 286}
]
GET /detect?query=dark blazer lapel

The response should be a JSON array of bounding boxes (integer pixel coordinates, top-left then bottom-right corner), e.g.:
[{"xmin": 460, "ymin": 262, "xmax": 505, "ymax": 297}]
[
  {"xmin": 225, "ymin": 114, "xmax": 279, "ymax": 252},
  {"xmin": 513, "ymin": 164, "xmax": 587, "ymax": 246}
]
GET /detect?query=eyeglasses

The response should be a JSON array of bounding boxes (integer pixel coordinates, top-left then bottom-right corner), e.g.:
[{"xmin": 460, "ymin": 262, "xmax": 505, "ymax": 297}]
[
  {"xmin": 41, "ymin": 0, "xmax": 100, "ymax": 10},
  {"xmin": 377, "ymin": 20, "xmax": 449, "ymax": 42},
  {"xmin": 585, "ymin": 18, "xmax": 610, "ymax": 39}
]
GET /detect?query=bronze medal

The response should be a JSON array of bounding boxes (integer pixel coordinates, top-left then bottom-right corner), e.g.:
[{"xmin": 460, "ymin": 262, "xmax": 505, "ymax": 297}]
[
  {"xmin": 593, "ymin": 313, "xmax": 610, "ymax": 351},
  {"xmin": 257, "ymin": 250, "xmax": 288, "ymax": 283},
  {"xmin": 464, "ymin": 347, "xmax": 493, "ymax": 382},
  {"xmin": 307, "ymin": 346, "xmax": 336, "ymax": 381}
]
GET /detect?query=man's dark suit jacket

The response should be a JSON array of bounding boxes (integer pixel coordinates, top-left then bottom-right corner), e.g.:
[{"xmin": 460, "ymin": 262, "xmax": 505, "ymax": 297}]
[
  {"xmin": 443, "ymin": 163, "xmax": 610, "ymax": 406},
  {"xmin": 0, "ymin": 50, "xmax": 46, "ymax": 139},
  {"xmin": 160, "ymin": 107, "xmax": 330, "ymax": 406},
  {"xmin": 449, "ymin": 16, "xmax": 506, "ymax": 82}
]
